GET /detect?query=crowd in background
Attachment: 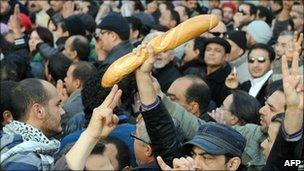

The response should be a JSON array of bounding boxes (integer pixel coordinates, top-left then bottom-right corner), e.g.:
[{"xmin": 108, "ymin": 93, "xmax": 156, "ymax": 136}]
[{"xmin": 0, "ymin": 0, "xmax": 303, "ymax": 170}]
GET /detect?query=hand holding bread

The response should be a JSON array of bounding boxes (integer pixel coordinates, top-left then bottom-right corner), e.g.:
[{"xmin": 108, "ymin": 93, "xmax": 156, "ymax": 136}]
[{"xmin": 102, "ymin": 14, "xmax": 219, "ymax": 87}]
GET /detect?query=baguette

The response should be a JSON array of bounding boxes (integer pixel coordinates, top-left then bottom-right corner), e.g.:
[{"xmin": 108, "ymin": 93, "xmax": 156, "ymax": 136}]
[{"xmin": 102, "ymin": 14, "xmax": 219, "ymax": 87}]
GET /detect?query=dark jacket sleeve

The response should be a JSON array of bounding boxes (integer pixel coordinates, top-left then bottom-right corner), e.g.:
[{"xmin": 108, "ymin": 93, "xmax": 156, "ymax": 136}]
[
  {"xmin": 141, "ymin": 99, "xmax": 184, "ymax": 167},
  {"xmin": 37, "ymin": 43, "xmax": 61, "ymax": 60},
  {"xmin": 263, "ymin": 126, "xmax": 303, "ymax": 171}
]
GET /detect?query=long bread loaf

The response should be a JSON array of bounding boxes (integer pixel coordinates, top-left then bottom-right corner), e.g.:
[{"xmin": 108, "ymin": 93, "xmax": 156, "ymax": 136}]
[{"xmin": 102, "ymin": 14, "xmax": 219, "ymax": 87}]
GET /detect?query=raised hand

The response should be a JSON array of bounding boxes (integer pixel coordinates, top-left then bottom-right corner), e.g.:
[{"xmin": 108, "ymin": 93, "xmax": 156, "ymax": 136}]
[
  {"xmin": 225, "ymin": 67, "xmax": 239, "ymax": 89},
  {"xmin": 135, "ymin": 43, "xmax": 156, "ymax": 74},
  {"xmin": 281, "ymin": 40, "xmax": 303, "ymax": 134},
  {"xmin": 8, "ymin": 4, "xmax": 23, "ymax": 38},
  {"xmin": 285, "ymin": 32, "xmax": 303, "ymax": 60},
  {"xmin": 56, "ymin": 79, "xmax": 69, "ymax": 106},
  {"xmin": 157, "ymin": 156, "xmax": 196, "ymax": 170},
  {"xmin": 86, "ymin": 84, "xmax": 122, "ymax": 139},
  {"xmin": 208, "ymin": 108, "xmax": 227, "ymax": 125}
]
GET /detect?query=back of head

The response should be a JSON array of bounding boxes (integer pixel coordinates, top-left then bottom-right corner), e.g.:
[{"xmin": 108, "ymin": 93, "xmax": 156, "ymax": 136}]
[
  {"xmin": 102, "ymin": 136, "xmax": 131, "ymax": 170},
  {"xmin": 0, "ymin": 81, "xmax": 18, "ymax": 128},
  {"xmin": 64, "ymin": 15, "xmax": 86, "ymax": 36},
  {"xmin": 10, "ymin": 79, "xmax": 49, "ymax": 121},
  {"xmin": 71, "ymin": 61, "xmax": 97, "ymax": 85},
  {"xmin": 193, "ymin": 37, "xmax": 206, "ymax": 58},
  {"xmin": 256, "ymin": 6, "xmax": 273, "ymax": 26},
  {"xmin": 230, "ymin": 90, "xmax": 261, "ymax": 125},
  {"xmin": 248, "ymin": 43, "xmax": 275, "ymax": 62},
  {"xmin": 97, "ymin": 12, "xmax": 130, "ymax": 41},
  {"xmin": 184, "ymin": 75, "xmax": 211, "ymax": 114},
  {"xmin": 70, "ymin": 35, "xmax": 90, "ymax": 61},
  {"xmin": 47, "ymin": 53, "xmax": 72, "ymax": 83},
  {"xmin": 82, "ymin": 67, "xmax": 136, "ymax": 125}
]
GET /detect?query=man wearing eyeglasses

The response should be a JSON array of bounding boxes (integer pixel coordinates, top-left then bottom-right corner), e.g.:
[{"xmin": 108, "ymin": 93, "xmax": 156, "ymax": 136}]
[
  {"xmin": 233, "ymin": 3, "xmax": 256, "ymax": 29},
  {"xmin": 226, "ymin": 43, "xmax": 275, "ymax": 106},
  {"xmin": 94, "ymin": 12, "xmax": 133, "ymax": 66}
]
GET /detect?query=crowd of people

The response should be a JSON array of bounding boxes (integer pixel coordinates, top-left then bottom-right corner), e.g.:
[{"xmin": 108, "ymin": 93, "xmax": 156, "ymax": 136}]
[{"xmin": 0, "ymin": 0, "xmax": 303, "ymax": 170}]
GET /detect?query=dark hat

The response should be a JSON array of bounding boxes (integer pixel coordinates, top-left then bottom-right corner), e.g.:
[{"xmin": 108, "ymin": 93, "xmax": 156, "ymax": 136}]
[
  {"xmin": 204, "ymin": 37, "xmax": 231, "ymax": 53},
  {"xmin": 183, "ymin": 122, "xmax": 246, "ymax": 157},
  {"xmin": 133, "ymin": 12, "xmax": 156, "ymax": 28},
  {"xmin": 226, "ymin": 31, "xmax": 247, "ymax": 53},
  {"xmin": 64, "ymin": 15, "xmax": 86, "ymax": 36},
  {"xmin": 97, "ymin": 12, "xmax": 130, "ymax": 40}
]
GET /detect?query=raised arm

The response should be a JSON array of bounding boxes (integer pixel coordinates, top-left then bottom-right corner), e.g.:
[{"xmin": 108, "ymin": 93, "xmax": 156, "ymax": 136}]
[
  {"xmin": 135, "ymin": 44, "xmax": 183, "ymax": 167},
  {"xmin": 61, "ymin": 85, "xmax": 121, "ymax": 170}
]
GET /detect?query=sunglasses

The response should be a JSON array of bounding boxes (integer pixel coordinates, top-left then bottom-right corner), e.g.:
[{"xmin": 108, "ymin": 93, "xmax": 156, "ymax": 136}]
[
  {"xmin": 238, "ymin": 9, "xmax": 249, "ymax": 16},
  {"xmin": 248, "ymin": 56, "xmax": 269, "ymax": 63},
  {"xmin": 130, "ymin": 132, "xmax": 151, "ymax": 145},
  {"xmin": 209, "ymin": 32, "xmax": 227, "ymax": 37}
]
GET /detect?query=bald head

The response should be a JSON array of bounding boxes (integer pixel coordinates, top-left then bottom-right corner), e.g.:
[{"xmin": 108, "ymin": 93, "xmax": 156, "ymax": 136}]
[
  {"xmin": 64, "ymin": 35, "xmax": 90, "ymax": 61},
  {"xmin": 168, "ymin": 75, "xmax": 211, "ymax": 116}
]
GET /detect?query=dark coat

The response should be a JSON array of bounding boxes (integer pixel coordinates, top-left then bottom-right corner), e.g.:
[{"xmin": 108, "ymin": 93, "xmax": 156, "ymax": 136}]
[
  {"xmin": 102, "ymin": 40, "xmax": 134, "ymax": 65},
  {"xmin": 141, "ymin": 100, "xmax": 183, "ymax": 168},
  {"xmin": 240, "ymin": 80, "xmax": 269, "ymax": 106},
  {"xmin": 263, "ymin": 126, "xmax": 303, "ymax": 171},
  {"xmin": 205, "ymin": 63, "xmax": 232, "ymax": 107},
  {"xmin": 179, "ymin": 59, "xmax": 205, "ymax": 78},
  {"xmin": 152, "ymin": 61, "xmax": 182, "ymax": 92}
]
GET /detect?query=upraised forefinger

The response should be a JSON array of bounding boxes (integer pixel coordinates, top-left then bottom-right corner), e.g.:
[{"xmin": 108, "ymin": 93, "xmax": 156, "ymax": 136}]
[
  {"xmin": 100, "ymin": 84, "xmax": 119, "ymax": 108},
  {"xmin": 14, "ymin": 4, "xmax": 20, "ymax": 16},
  {"xmin": 281, "ymin": 55, "xmax": 289, "ymax": 76},
  {"xmin": 108, "ymin": 89, "xmax": 122, "ymax": 110}
]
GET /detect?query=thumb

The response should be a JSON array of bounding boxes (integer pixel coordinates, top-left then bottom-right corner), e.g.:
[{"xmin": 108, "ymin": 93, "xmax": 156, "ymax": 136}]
[{"xmin": 157, "ymin": 156, "xmax": 172, "ymax": 170}]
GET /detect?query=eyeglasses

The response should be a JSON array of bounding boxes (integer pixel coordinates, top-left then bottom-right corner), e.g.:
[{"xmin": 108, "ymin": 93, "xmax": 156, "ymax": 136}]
[
  {"xmin": 248, "ymin": 56, "xmax": 269, "ymax": 63},
  {"xmin": 209, "ymin": 32, "xmax": 227, "ymax": 37},
  {"xmin": 93, "ymin": 30, "xmax": 110, "ymax": 40},
  {"xmin": 238, "ymin": 9, "xmax": 249, "ymax": 16},
  {"xmin": 130, "ymin": 132, "xmax": 151, "ymax": 145}
]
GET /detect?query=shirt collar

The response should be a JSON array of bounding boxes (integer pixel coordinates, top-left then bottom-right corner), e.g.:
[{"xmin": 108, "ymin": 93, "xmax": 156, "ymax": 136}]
[{"xmin": 250, "ymin": 70, "xmax": 273, "ymax": 85}]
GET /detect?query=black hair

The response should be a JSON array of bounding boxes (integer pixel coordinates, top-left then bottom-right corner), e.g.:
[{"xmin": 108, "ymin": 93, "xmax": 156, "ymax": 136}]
[
  {"xmin": 169, "ymin": 8, "xmax": 181, "ymax": 26},
  {"xmin": 71, "ymin": 61, "xmax": 97, "ymax": 85},
  {"xmin": 134, "ymin": 1, "xmax": 144, "ymax": 11},
  {"xmin": 184, "ymin": 75, "xmax": 211, "ymax": 115},
  {"xmin": 34, "ymin": 26, "xmax": 54, "ymax": 47},
  {"xmin": 126, "ymin": 16, "xmax": 143, "ymax": 37},
  {"xmin": 70, "ymin": 36, "xmax": 90, "ymax": 61},
  {"xmin": 81, "ymin": 66, "xmax": 136, "ymax": 126},
  {"xmin": 230, "ymin": 90, "xmax": 261, "ymax": 125},
  {"xmin": 266, "ymin": 79, "xmax": 284, "ymax": 98},
  {"xmin": 256, "ymin": 6, "xmax": 273, "ymax": 26},
  {"xmin": 242, "ymin": 3, "xmax": 257, "ymax": 16},
  {"xmin": 193, "ymin": 37, "xmax": 206, "ymax": 59},
  {"xmin": 248, "ymin": 43, "xmax": 276, "ymax": 61},
  {"xmin": 10, "ymin": 79, "xmax": 49, "ymax": 120},
  {"xmin": 0, "ymin": 53, "xmax": 30, "ymax": 81},
  {"xmin": 0, "ymin": 81, "xmax": 18, "ymax": 129},
  {"xmin": 102, "ymin": 136, "xmax": 131, "ymax": 170},
  {"xmin": 47, "ymin": 53, "xmax": 72, "ymax": 83},
  {"xmin": 0, "ymin": 59, "xmax": 19, "ymax": 81}
]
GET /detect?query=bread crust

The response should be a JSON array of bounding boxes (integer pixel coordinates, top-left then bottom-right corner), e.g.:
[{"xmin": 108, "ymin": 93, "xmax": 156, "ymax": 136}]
[{"xmin": 102, "ymin": 14, "xmax": 219, "ymax": 87}]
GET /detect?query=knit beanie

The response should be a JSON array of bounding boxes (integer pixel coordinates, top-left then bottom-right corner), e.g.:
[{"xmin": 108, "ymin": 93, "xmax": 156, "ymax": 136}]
[
  {"xmin": 97, "ymin": 12, "xmax": 130, "ymax": 40},
  {"xmin": 226, "ymin": 31, "xmax": 247, "ymax": 52},
  {"xmin": 246, "ymin": 20, "xmax": 272, "ymax": 44},
  {"xmin": 221, "ymin": 2, "xmax": 236, "ymax": 13},
  {"xmin": 19, "ymin": 13, "xmax": 32, "ymax": 33}
]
